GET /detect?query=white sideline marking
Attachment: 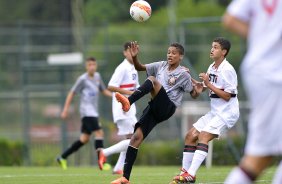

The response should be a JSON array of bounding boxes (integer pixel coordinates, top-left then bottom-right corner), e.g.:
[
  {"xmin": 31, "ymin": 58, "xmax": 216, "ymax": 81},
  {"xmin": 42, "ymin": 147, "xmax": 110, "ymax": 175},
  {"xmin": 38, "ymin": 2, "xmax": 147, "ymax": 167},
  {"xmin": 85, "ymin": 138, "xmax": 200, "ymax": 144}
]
[
  {"xmin": 198, "ymin": 180, "xmax": 271, "ymax": 184},
  {"xmin": 0, "ymin": 173, "xmax": 272, "ymax": 183},
  {"xmin": 0, "ymin": 174, "xmax": 272, "ymax": 183},
  {"xmin": 0, "ymin": 173, "xmax": 94, "ymax": 178}
]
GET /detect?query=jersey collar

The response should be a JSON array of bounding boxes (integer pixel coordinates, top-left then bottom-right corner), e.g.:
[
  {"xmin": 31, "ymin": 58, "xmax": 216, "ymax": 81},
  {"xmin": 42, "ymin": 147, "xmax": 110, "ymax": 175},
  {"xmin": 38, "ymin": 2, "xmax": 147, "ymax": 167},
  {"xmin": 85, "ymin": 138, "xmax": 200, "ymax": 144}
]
[{"xmin": 212, "ymin": 58, "xmax": 227, "ymax": 71}]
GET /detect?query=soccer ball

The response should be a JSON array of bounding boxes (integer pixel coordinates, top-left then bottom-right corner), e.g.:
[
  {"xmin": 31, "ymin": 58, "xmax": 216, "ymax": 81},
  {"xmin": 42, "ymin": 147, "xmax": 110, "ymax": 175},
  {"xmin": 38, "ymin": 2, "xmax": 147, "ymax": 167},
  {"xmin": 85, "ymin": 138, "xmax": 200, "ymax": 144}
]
[
  {"xmin": 130, "ymin": 0, "xmax": 151, "ymax": 22},
  {"xmin": 102, "ymin": 163, "xmax": 111, "ymax": 171}
]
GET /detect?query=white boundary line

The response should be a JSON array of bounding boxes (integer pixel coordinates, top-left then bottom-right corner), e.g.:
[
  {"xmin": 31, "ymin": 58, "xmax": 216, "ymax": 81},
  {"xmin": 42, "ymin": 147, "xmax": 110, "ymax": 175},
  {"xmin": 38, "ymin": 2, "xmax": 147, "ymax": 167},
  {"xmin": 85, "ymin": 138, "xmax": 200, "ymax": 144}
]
[
  {"xmin": 0, "ymin": 173, "xmax": 95, "ymax": 178},
  {"xmin": 0, "ymin": 174, "xmax": 272, "ymax": 183},
  {"xmin": 198, "ymin": 181, "xmax": 272, "ymax": 184}
]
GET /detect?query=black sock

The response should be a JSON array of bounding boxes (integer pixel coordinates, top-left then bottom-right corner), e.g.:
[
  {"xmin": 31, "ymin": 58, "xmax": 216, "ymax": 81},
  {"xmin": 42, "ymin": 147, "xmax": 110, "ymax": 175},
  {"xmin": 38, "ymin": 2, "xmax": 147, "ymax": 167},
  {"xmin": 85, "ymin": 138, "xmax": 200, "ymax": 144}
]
[
  {"xmin": 123, "ymin": 146, "xmax": 138, "ymax": 180},
  {"xmin": 95, "ymin": 139, "xmax": 104, "ymax": 159},
  {"xmin": 61, "ymin": 140, "xmax": 84, "ymax": 159},
  {"xmin": 95, "ymin": 139, "xmax": 104, "ymax": 150},
  {"xmin": 128, "ymin": 79, "xmax": 153, "ymax": 105}
]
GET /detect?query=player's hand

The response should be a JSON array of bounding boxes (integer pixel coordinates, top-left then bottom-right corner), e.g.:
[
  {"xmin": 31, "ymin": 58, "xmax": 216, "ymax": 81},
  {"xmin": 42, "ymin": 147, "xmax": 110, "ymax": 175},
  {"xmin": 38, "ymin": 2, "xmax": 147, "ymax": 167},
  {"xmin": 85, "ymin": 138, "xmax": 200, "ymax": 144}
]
[
  {"xmin": 194, "ymin": 82, "xmax": 204, "ymax": 93},
  {"xmin": 129, "ymin": 41, "xmax": 139, "ymax": 57},
  {"xmin": 199, "ymin": 72, "xmax": 209, "ymax": 86},
  {"xmin": 60, "ymin": 110, "xmax": 68, "ymax": 120}
]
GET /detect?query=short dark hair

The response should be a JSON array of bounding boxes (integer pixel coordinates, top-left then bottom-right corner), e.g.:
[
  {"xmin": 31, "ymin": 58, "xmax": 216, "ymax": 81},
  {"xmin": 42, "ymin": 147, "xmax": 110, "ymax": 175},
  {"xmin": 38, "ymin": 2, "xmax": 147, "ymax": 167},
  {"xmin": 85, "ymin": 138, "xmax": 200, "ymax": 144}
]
[
  {"xmin": 124, "ymin": 42, "xmax": 131, "ymax": 51},
  {"xmin": 170, "ymin": 43, "xmax": 185, "ymax": 55},
  {"xmin": 86, "ymin": 57, "xmax": 96, "ymax": 62},
  {"xmin": 213, "ymin": 37, "xmax": 231, "ymax": 57}
]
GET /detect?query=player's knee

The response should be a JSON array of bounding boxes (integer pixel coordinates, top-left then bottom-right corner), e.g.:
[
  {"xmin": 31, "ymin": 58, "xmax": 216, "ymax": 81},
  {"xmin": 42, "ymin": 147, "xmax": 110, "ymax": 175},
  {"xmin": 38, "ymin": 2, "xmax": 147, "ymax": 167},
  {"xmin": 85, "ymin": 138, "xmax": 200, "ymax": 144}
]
[
  {"xmin": 131, "ymin": 133, "xmax": 142, "ymax": 143},
  {"xmin": 130, "ymin": 129, "xmax": 143, "ymax": 146},
  {"xmin": 94, "ymin": 129, "xmax": 104, "ymax": 137},
  {"xmin": 147, "ymin": 76, "xmax": 156, "ymax": 81},
  {"xmin": 80, "ymin": 136, "xmax": 89, "ymax": 143},
  {"xmin": 185, "ymin": 129, "xmax": 198, "ymax": 143},
  {"xmin": 198, "ymin": 131, "xmax": 215, "ymax": 144},
  {"xmin": 147, "ymin": 76, "xmax": 157, "ymax": 85}
]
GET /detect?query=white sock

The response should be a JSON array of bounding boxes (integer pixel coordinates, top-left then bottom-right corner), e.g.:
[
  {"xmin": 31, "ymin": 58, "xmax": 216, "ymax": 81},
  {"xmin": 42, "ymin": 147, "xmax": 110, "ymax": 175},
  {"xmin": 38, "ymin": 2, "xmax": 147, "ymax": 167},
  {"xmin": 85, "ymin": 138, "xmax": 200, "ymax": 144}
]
[
  {"xmin": 182, "ymin": 152, "xmax": 194, "ymax": 172},
  {"xmin": 224, "ymin": 167, "xmax": 252, "ymax": 184},
  {"xmin": 103, "ymin": 139, "xmax": 130, "ymax": 157},
  {"xmin": 113, "ymin": 151, "xmax": 126, "ymax": 172},
  {"xmin": 273, "ymin": 161, "xmax": 282, "ymax": 184},
  {"xmin": 188, "ymin": 150, "xmax": 207, "ymax": 176}
]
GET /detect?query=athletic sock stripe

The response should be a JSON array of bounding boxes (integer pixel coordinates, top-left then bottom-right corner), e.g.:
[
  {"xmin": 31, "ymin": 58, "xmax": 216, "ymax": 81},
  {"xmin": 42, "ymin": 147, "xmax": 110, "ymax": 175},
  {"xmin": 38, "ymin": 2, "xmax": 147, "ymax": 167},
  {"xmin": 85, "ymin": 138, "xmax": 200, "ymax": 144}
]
[
  {"xmin": 197, "ymin": 143, "xmax": 208, "ymax": 147},
  {"xmin": 184, "ymin": 145, "xmax": 196, "ymax": 148},
  {"xmin": 184, "ymin": 148, "xmax": 196, "ymax": 152},
  {"xmin": 183, "ymin": 145, "xmax": 196, "ymax": 152},
  {"xmin": 196, "ymin": 143, "xmax": 208, "ymax": 152}
]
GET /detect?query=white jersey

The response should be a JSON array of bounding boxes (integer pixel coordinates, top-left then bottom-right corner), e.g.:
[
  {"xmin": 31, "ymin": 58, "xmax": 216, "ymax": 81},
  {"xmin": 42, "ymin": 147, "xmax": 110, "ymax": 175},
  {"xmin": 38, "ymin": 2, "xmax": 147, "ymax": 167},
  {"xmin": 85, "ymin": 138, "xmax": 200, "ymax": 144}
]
[
  {"xmin": 108, "ymin": 59, "xmax": 139, "ymax": 122},
  {"xmin": 227, "ymin": 0, "xmax": 282, "ymax": 84},
  {"xmin": 227, "ymin": 0, "xmax": 282, "ymax": 156},
  {"xmin": 207, "ymin": 59, "xmax": 240, "ymax": 128}
]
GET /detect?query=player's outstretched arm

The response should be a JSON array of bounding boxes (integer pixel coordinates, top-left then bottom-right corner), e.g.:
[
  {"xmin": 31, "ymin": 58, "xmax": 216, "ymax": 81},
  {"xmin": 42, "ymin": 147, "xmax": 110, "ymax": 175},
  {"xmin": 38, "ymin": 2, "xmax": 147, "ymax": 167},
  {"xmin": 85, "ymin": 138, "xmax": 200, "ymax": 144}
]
[
  {"xmin": 130, "ymin": 41, "xmax": 146, "ymax": 71},
  {"xmin": 190, "ymin": 82, "xmax": 203, "ymax": 99},
  {"xmin": 102, "ymin": 89, "xmax": 112, "ymax": 98}
]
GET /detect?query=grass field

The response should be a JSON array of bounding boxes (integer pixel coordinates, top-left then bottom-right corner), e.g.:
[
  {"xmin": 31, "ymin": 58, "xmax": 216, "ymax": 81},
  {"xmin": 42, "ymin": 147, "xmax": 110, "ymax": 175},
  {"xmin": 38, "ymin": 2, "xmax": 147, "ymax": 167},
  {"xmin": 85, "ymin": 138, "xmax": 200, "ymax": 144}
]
[{"xmin": 0, "ymin": 166, "xmax": 276, "ymax": 184}]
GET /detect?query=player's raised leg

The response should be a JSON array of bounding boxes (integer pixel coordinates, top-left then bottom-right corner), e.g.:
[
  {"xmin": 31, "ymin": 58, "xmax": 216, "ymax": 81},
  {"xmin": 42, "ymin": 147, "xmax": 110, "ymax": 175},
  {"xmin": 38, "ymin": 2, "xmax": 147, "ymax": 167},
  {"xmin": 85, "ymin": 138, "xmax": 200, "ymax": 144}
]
[
  {"xmin": 116, "ymin": 76, "xmax": 161, "ymax": 112},
  {"xmin": 99, "ymin": 139, "xmax": 130, "ymax": 171}
]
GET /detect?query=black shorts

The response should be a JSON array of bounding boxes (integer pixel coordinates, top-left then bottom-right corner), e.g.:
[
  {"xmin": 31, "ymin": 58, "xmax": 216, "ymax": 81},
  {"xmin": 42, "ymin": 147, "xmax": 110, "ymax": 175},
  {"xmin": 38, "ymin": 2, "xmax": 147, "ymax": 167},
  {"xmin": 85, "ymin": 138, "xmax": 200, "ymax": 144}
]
[
  {"xmin": 81, "ymin": 117, "xmax": 102, "ymax": 134},
  {"xmin": 135, "ymin": 87, "xmax": 176, "ymax": 139}
]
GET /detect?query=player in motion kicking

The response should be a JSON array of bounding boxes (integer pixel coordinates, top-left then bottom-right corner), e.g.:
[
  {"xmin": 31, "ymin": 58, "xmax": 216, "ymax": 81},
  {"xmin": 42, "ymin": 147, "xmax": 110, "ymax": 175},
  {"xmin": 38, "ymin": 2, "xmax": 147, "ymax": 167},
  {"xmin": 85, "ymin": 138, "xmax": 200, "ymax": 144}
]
[{"xmin": 110, "ymin": 41, "xmax": 203, "ymax": 184}]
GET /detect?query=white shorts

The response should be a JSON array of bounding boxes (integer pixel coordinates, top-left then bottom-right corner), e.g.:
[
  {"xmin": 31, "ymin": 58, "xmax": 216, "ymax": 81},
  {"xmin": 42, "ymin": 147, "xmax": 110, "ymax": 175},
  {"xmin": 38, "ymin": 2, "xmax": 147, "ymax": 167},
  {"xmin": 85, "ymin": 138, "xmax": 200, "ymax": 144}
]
[
  {"xmin": 116, "ymin": 117, "xmax": 137, "ymax": 136},
  {"xmin": 193, "ymin": 112, "xmax": 228, "ymax": 136},
  {"xmin": 243, "ymin": 74, "xmax": 282, "ymax": 156}
]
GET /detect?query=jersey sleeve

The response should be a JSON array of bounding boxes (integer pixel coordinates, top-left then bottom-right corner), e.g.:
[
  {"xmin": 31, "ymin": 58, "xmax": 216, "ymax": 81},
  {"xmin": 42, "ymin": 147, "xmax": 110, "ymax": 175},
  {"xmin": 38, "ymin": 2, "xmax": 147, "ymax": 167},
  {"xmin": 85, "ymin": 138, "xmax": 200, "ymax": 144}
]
[
  {"xmin": 227, "ymin": 0, "xmax": 252, "ymax": 22},
  {"xmin": 145, "ymin": 61, "xmax": 162, "ymax": 77},
  {"xmin": 70, "ymin": 76, "xmax": 84, "ymax": 94},
  {"xmin": 98, "ymin": 73, "xmax": 107, "ymax": 91},
  {"xmin": 108, "ymin": 65, "xmax": 124, "ymax": 87},
  {"xmin": 222, "ymin": 69, "xmax": 238, "ymax": 94},
  {"xmin": 181, "ymin": 71, "xmax": 193, "ymax": 93}
]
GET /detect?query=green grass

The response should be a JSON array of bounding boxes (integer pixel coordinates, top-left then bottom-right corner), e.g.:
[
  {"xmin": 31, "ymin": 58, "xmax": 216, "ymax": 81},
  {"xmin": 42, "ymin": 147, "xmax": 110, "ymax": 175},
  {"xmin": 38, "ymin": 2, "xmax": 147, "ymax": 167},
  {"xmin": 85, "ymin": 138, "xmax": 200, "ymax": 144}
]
[{"xmin": 0, "ymin": 166, "xmax": 276, "ymax": 184}]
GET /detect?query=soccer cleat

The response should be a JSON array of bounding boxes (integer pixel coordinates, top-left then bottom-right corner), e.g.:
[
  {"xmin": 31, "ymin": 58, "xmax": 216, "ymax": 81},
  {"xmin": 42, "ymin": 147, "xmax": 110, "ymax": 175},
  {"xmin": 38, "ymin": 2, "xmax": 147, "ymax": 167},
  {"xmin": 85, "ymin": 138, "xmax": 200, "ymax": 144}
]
[
  {"xmin": 112, "ymin": 170, "xmax": 123, "ymax": 175},
  {"xmin": 172, "ymin": 168, "xmax": 196, "ymax": 183},
  {"xmin": 115, "ymin": 92, "xmax": 130, "ymax": 112},
  {"xmin": 111, "ymin": 176, "xmax": 130, "ymax": 184},
  {"xmin": 56, "ymin": 157, "xmax": 67, "ymax": 170},
  {"xmin": 98, "ymin": 150, "xmax": 106, "ymax": 170}
]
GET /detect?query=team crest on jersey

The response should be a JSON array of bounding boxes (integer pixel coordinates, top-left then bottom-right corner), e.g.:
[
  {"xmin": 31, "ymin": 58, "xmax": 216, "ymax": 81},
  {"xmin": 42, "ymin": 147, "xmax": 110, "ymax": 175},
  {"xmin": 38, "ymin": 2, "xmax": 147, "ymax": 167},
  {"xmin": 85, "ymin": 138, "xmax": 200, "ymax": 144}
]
[
  {"xmin": 168, "ymin": 76, "xmax": 177, "ymax": 86},
  {"xmin": 132, "ymin": 73, "xmax": 137, "ymax": 80}
]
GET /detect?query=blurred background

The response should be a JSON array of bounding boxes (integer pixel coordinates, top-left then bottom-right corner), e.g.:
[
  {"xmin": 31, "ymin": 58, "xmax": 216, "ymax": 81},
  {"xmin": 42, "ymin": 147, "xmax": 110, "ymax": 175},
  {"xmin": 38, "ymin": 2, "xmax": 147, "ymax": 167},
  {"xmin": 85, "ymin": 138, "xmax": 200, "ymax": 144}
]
[{"xmin": 0, "ymin": 0, "xmax": 248, "ymax": 168}]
